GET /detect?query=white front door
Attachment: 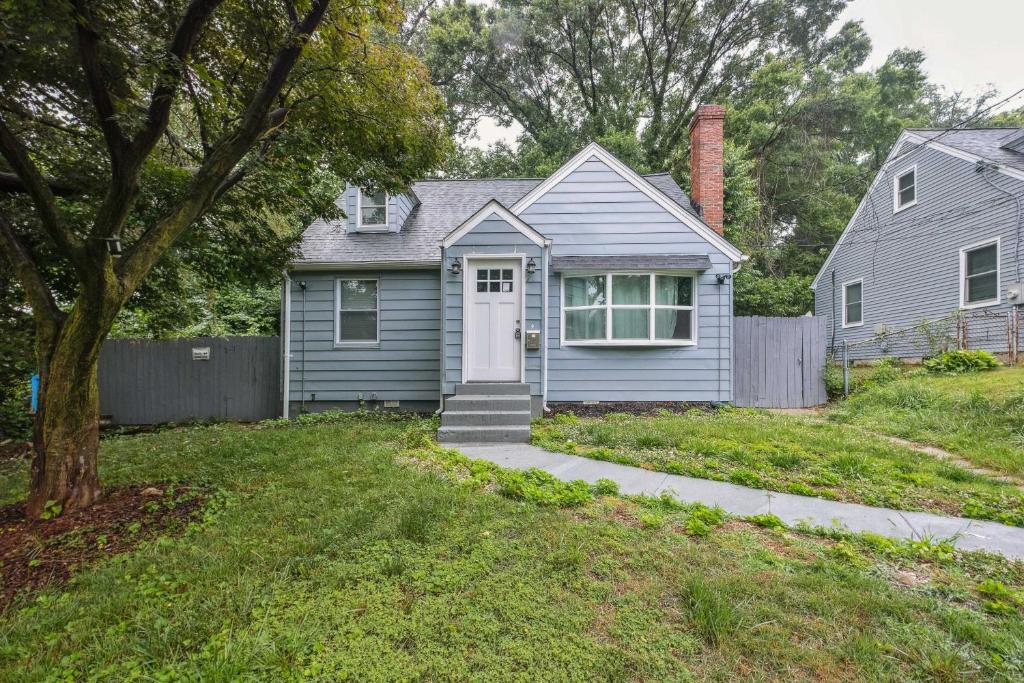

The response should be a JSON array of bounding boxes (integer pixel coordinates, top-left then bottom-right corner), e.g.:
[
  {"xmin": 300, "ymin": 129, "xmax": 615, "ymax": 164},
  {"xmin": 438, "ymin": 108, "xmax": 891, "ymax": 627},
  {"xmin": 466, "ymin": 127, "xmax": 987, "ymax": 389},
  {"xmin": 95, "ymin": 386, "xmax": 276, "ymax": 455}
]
[{"xmin": 466, "ymin": 258, "xmax": 522, "ymax": 382}]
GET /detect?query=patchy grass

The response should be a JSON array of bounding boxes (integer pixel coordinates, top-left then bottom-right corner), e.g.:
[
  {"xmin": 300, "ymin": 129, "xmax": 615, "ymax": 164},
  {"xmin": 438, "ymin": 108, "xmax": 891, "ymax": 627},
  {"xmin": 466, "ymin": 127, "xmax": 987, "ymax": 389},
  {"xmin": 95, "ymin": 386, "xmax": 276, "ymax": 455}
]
[
  {"xmin": 532, "ymin": 408, "xmax": 1024, "ymax": 526},
  {"xmin": 0, "ymin": 414, "xmax": 1021, "ymax": 680},
  {"xmin": 828, "ymin": 366, "xmax": 1024, "ymax": 478}
]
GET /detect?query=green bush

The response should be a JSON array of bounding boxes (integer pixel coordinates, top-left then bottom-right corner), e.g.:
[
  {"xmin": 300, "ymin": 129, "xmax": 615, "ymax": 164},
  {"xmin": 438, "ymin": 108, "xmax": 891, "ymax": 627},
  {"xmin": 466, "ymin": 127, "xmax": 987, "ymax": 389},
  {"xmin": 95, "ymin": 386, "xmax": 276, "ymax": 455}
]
[{"xmin": 923, "ymin": 350, "xmax": 999, "ymax": 374}]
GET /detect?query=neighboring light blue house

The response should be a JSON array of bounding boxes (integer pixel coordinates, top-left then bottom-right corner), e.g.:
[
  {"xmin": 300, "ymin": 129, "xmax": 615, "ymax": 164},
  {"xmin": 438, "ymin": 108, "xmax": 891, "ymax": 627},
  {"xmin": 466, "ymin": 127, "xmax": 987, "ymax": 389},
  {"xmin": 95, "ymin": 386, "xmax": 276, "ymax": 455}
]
[
  {"xmin": 284, "ymin": 106, "xmax": 744, "ymax": 441},
  {"xmin": 812, "ymin": 127, "xmax": 1024, "ymax": 360}
]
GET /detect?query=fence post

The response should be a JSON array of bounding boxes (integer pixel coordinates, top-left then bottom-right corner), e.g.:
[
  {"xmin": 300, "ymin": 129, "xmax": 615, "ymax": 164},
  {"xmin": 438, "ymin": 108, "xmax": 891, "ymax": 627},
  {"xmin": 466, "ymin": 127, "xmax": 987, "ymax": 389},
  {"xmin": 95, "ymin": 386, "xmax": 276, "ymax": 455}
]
[{"xmin": 843, "ymin": 340, "xmax": 850, "ymax": 397}]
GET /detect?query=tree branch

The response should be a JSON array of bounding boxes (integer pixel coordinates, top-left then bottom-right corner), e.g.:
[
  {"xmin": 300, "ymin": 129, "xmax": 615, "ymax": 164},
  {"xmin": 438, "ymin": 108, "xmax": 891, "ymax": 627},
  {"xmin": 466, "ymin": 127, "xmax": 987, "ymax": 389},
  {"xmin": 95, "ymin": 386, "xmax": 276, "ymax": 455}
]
[
  {"xmin": 118, "ymin": 0, "xmax": 331, "ymax": 290},
  {"xmin": 0, "ymin": 172, "xmax": 80, "ymax": 197},
  {"xmin": 130, "ymin": 0, "xmax": 224, "ymax": 163},
  {"xmin": 71, "ymin": 0, "xmax": 129, "ymax": 171},
  {"xmin": 0, "ymin": 215, "xmax": 62, "ymax": 325},
  {"xmin": 0, "ymin": 118, "xmax": 87, "ymax": 269}
]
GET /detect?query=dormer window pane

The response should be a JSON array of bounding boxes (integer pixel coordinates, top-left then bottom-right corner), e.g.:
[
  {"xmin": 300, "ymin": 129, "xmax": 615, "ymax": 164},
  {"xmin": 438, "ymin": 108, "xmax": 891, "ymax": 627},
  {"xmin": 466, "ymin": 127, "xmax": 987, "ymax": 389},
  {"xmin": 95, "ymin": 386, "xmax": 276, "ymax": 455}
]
[{"xmin": 359, "ymin": 190, "xmax": 388, "ymax": 227}]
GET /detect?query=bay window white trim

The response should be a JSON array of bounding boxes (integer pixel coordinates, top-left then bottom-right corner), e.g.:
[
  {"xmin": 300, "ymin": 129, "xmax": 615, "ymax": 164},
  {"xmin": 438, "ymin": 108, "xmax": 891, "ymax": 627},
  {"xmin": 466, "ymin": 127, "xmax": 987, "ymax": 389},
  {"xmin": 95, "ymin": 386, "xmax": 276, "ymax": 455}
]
[
  {"xmin": 559, "ymin": 271, "xmax": 698, "ymax": 347},
  {"xmin": 959, "ymin": 237, "xmax": 1001, "ymax": 309}
]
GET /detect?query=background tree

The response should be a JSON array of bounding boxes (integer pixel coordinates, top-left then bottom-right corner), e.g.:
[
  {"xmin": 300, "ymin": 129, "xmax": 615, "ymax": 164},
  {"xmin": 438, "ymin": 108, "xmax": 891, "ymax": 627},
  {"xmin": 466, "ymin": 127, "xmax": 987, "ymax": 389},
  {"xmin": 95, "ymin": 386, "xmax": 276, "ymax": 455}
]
[
  {"xmin": 0, "ymin": 0, "xmax": 448, "ymax": 516},
  {"xmin": 415, "ymin": 0, "xmax": 1007, "ymax": 314}
]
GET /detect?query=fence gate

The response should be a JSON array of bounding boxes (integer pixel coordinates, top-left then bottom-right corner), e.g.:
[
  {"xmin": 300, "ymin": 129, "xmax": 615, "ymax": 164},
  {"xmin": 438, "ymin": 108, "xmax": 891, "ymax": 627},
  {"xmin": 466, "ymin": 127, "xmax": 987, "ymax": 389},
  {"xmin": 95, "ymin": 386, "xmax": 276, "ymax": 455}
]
[
  {"xmin": 98, "ymin": 336, "xmax": 281, "ymax": 425},
  {"xmin": 733, "ymin": 316, "xmax": 827, "ymax": 408}
]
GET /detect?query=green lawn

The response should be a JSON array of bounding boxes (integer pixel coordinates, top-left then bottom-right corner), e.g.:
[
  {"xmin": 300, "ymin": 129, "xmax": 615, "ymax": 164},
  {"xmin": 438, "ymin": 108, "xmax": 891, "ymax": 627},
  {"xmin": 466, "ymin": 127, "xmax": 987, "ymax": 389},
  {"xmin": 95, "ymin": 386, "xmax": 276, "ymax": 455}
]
[
  {"xmin": 0, "ymin": 415, "xmax": 1022, "ymax": 680},
  {"xmin": 533, "ymin": 407, "xmax": 1024, "ymax": 526},
  {"xmin": 827, "ymin": 366, "xmax": 1024, "ymax": 478}
]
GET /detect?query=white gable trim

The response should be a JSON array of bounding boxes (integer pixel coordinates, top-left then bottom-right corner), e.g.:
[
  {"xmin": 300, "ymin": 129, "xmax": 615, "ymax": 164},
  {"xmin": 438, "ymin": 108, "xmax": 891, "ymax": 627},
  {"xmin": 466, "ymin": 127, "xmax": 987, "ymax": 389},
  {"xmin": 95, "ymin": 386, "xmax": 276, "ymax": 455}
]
[
  {"xmin": 509, "ymin": 142, "xmax": 744, "ymax": 262},
  {"xmin": 442, "ymin": 199, "xmax": 550, "ymax": 248}
]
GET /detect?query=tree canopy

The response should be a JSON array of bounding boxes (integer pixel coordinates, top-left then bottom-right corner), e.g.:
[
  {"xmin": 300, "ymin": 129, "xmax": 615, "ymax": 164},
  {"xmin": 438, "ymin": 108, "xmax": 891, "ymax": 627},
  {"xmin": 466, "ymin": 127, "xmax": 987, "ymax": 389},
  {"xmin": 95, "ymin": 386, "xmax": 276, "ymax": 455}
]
[
  {"xmin": 414, "ymin": 0, "xmax": 1007, "ymax": 312},
  {"xmin": 0, "ymin": 0, "xmax": 449, "ymax": 513}
]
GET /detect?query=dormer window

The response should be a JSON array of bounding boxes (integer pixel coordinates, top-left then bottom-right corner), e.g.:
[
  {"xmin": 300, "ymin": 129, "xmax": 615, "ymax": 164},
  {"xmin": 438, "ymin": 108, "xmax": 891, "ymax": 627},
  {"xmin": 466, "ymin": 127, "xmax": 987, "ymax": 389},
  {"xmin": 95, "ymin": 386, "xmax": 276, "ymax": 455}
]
[
  {"xmin": 894, "ymin": 167, "xmax": 916, "ymax": 212},
  {"xmin": 358, "ymin": 190, "xmax": 388, "ymax": 228}
]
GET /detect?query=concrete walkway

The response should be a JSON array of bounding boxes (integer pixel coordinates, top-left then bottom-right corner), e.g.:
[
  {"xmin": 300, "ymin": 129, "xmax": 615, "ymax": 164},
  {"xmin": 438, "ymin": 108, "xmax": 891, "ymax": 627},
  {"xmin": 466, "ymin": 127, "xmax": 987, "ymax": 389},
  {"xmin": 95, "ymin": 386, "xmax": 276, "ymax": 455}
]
[{"xmin": 459, "ymin": 443, "xmax": 1024, "ymax": 560}]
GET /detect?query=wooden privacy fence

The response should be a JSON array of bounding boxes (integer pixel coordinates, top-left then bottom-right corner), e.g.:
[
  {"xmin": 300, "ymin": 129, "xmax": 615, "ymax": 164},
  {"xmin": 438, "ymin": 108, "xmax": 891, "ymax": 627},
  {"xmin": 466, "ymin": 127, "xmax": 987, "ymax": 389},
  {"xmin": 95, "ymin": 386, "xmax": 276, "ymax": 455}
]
[
  {"xmin": 98, "ymin": 336, "xmax": 281, "ymax": 425},
  {"xmin": 733, "ymin": 316, "xmax": 827, "ymax": 408}
]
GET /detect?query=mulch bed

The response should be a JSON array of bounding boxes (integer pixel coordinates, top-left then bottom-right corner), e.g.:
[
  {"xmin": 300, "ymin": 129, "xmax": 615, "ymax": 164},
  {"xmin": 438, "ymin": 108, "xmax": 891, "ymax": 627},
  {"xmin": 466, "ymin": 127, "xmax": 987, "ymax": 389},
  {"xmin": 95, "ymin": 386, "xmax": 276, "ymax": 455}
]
[
  {"xmin": 0, "ymin": 484, "xmax": 206, "ymax": 606},
  {"xmin": 546, "ymin": 401, "xmax": 717, "ymax": 418}
]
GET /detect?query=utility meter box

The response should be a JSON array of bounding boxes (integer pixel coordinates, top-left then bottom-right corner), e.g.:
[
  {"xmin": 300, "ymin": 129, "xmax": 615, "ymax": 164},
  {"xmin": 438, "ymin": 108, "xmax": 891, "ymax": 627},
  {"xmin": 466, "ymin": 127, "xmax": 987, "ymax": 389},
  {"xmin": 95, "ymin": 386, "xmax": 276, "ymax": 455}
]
[
  {"xmin": 1008, "ymin": 283, "xmax": 1024, "ymax": 303},
  {"xmin": 525, "ymin": 330, "xmax": 542, "ymax": 350}
]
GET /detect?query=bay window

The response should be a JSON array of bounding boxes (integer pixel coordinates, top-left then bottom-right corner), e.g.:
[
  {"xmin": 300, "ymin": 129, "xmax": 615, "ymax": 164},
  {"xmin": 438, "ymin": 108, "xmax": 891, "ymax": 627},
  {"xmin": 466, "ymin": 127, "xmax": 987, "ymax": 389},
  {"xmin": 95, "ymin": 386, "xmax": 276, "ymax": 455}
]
[{"xmin": 563, "ymin": 273, "xmax": 695, "ymax": 345}]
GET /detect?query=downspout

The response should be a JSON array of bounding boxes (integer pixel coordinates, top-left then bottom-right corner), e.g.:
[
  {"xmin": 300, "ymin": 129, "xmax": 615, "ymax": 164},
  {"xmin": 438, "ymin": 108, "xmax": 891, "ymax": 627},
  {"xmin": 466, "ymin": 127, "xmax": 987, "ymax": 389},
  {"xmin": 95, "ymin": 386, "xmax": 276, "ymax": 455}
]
[
  {"xmin": 299, "ymin": 280, "xmax": 307, "ymax": 413},
  {"xmin": 438, "ymin": 246, "xmax": 445, "ymax": 415},
  {"xmin": 281, "ymin": 272, "xmax": 291, "ymax": 417},
  {"xmin": 542, "ymin": 241, "xmax": 550, "ymax": 411}
]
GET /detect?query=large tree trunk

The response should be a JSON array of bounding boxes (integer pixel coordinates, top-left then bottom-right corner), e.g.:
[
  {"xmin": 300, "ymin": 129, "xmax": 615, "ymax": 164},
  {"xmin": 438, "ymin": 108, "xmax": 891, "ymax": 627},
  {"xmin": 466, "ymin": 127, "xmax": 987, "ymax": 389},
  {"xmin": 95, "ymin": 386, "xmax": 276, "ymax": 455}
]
[{"xmin": 26, "ymin": 308, "xmax": 105, "ymax": 518}]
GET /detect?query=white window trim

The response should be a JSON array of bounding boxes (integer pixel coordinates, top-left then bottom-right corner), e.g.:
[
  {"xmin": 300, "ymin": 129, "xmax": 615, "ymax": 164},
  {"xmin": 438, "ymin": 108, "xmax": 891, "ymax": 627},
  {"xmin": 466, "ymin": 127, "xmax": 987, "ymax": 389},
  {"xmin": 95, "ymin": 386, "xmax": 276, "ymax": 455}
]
[
  {"xmin": 559, "ymin": 271, "xmax": 698, "ymax": 347},
  {"xmin": 893, "ymin": 166, "xmax": 917, "ymax": 213},
  {"xmin": 356, "ymin": 190, "xmax": 389, "ymax": 230},
  {"xmin": 841, "ymin": 278, "xmax": 864, "ymax": 328},
  {"xmin": 959, "ymin": 237, "xmax": 1001, "ymax": 309},
  {"xmin": 334, "ymin": 277, "xmax": 380, "ymax": 346}
]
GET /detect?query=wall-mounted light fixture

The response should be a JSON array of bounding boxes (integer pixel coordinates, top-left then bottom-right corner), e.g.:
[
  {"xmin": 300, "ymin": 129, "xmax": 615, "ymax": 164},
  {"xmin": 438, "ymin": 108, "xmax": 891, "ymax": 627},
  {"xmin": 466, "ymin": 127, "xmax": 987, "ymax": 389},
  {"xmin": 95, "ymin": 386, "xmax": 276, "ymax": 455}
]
[
  {"xmin": 448, "ymin": 257, "xmax": 462, "ymax": 276},
  {"xmin": 526, "ymin": 257, "xmax": 537, "ymax": 275},
  {"xmin": 716, "ymin": 273, "xmax": 732, "ymax": 285}
]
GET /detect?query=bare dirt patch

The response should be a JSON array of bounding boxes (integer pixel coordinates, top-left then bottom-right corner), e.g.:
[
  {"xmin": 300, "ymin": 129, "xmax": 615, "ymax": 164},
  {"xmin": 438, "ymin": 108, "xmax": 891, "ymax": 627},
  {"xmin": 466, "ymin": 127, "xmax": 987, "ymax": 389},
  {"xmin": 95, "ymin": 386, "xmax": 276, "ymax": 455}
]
[{"xmin": 0, "ymin": 484, "xmax": 206, "ymax": 606}]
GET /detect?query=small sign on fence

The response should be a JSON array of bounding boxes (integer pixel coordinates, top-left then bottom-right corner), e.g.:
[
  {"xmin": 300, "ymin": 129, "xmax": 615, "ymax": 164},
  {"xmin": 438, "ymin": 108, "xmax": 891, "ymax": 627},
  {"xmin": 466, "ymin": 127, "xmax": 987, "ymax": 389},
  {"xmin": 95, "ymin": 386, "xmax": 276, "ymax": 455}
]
[{"xmin": 191, "ymin": 347, "xmax": 211, "ymax": 361}]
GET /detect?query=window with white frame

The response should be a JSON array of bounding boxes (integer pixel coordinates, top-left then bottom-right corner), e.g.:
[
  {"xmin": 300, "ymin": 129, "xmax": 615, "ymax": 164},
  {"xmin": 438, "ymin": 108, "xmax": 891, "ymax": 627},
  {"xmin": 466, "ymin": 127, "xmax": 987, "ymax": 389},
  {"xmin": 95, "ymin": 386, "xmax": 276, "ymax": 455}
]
[
  {"xmin": 843, "ymin": 280, "xmax": 863, "ymax": 327},
  {"xmin": 335, "ymin": 279, "xmax": 378, "ymax": 343},
  {"xmin": 357, "ymin": 190, "xmax": 388, "ymax": 228},
  {"xmin": 562, "ymin": 273, "xmax": 695, "ymax": 344},
  {"xmin": 894, "ymin": 167, "xmax": 916, "ymax": 211},
  {"xmin": 961, "ymin": 240, "xmax": 999, "ymax": 307}
]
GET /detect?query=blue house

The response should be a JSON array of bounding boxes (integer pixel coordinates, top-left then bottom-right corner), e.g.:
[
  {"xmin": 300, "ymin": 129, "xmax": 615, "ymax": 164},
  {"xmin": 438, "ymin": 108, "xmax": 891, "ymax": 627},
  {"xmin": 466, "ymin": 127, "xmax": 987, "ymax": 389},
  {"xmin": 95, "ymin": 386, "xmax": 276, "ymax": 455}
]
[
  {"xmin": 812, "ymin": 127, "xmax": 1024, "ymax": 360},
  {"xmin": 283, "ymin": 105, "xmax": 744, "ymax": 441}
]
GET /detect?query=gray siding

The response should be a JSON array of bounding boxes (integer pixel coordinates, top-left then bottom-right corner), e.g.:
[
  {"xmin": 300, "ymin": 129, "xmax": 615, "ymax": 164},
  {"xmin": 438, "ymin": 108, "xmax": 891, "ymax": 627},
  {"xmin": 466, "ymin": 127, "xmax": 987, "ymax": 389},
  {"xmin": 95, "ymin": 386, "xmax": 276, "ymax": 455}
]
[
  {"xmin": 442, "ymin": 217, "xmax": 543, "ymax": 395},
  {"xmin": 287, "ymin": 269, "xmax": 441, "ymax": 406},
  {"xmin": 521, "ymin": 157, "xmax": 734, "ymax": 402},
  {"xmin": 340, "ymin": 185, "xmax": 416, "ymax": 233},
  {"xmin": 814, "ymin": 145, "xmax": 1024, "ymax": 359}
]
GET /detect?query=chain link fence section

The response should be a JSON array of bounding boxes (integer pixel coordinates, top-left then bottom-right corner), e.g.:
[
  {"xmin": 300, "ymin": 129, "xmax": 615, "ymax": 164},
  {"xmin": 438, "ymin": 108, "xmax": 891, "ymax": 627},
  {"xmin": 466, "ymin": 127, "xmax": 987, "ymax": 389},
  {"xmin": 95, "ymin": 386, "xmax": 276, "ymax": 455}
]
[{"xmin": 834, "ymin": 308, "xmax": 1021, "ymax": 365}]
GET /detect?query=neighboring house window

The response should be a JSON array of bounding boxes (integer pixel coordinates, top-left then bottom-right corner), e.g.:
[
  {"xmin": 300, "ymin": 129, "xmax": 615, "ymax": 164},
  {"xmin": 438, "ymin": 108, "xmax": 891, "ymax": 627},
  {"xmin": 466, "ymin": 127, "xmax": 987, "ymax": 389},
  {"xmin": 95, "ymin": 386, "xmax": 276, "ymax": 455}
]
[
  {"xmin": 358, "ymin": 190, "xmax": 388, "ymax": 228},
  {"xmin": 562, "ymin": 273, "xmax": 695, "ymax": 345},
  {"xmin": 336, "ymin": 278, "xmax": 378, "ymax": 343},
  {"xmin": 842, "ymin": 280, "xmax": 863, "ymax": 327},
  {"xmin": 894, "ymin": 167, "xmax": 916, "ymax": 211},
  {"xmin": 961, "ymin": 240, "xmax": 1000, "ymax": 308}
]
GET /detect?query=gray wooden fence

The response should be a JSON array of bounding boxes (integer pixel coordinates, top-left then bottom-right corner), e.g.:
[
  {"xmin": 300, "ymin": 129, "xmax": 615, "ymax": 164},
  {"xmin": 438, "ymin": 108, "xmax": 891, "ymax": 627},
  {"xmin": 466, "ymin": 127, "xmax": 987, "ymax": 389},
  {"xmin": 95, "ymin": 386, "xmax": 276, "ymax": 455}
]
[
  {"xmin": 98, "ymin": 336, "xmax": 281, "ymax": 425},
  {"xmin": 733, "ymin": 316, "xmax": 827, "ymax": 408}
]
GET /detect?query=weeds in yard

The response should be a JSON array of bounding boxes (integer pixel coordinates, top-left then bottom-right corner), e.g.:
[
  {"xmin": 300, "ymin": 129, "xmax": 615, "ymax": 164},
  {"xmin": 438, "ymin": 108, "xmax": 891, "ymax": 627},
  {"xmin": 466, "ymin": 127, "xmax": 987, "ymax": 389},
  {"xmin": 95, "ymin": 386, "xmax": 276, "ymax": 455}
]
[{"xmin": 534, "ymin": 404, "xmax": 1024, "ymax": 526}]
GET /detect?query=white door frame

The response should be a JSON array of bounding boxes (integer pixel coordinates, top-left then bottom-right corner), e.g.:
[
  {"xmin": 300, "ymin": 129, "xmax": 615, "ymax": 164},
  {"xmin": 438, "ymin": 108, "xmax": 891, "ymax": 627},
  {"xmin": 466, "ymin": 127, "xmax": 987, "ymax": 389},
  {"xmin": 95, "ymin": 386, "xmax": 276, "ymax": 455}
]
[{"xmin": 462, "ymin": 253, "xmax": 526, "ymax": 383}]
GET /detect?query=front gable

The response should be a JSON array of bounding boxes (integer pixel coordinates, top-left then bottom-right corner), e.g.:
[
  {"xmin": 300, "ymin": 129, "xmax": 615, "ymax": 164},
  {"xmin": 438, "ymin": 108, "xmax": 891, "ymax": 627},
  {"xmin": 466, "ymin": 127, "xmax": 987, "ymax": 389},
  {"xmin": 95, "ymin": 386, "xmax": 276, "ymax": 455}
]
[
  {"xmin": 442, "ymin": 200, "xmax": 548, "ymax": 249},
  {"xmin": 512, "ymin": 143, "xmax": 743, "ymax": 262}
]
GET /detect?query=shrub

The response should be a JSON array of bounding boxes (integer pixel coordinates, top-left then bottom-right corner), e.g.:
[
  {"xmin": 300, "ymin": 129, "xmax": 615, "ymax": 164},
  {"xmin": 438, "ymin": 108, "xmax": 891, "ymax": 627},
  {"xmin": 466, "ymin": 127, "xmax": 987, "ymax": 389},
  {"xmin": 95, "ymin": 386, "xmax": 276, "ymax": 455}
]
[
  {"xmin": 923, "ymin": 350, "xmax": 999, "ymax": 374},
  {"xmin": 868, "ymin": 357, "xmax": 903, "ymax": 385},
  {"xmin": 592, "ymin": 478, "xmax": 620, "ymax": 496}
]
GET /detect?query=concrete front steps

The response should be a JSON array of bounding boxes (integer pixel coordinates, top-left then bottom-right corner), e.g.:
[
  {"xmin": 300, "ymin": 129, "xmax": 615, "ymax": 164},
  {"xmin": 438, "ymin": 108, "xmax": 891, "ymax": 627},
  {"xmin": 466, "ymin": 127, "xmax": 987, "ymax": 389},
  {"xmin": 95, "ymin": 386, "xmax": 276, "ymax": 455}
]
[{"xmin": 437, "ymin": 383, "xmax": 532, "ymax": 443}]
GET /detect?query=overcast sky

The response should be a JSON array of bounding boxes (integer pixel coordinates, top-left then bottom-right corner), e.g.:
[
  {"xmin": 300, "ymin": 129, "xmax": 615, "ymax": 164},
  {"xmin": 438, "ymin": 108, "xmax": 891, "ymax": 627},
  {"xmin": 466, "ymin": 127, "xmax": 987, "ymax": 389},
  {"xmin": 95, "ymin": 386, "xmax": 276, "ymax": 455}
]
[{"xmin": 470, "ymin": 0, "xmax": 1024, "ymax": 148}]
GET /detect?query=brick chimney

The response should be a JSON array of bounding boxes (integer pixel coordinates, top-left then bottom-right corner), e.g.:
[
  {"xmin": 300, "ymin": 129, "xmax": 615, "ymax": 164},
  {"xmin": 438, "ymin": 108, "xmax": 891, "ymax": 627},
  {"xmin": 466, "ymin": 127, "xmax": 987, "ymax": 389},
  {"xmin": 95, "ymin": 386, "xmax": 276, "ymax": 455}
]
[{"xmin": 688, "ymin": 104, "xmax": 726, "ymax": 235}]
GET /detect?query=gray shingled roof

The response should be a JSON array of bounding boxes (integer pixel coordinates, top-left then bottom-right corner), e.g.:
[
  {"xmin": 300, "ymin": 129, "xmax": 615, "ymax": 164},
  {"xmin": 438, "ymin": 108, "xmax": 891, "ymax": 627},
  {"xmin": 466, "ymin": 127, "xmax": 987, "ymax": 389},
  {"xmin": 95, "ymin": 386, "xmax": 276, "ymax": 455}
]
[
  {"xmin": 293, "ymin": 173, "xmax": 703, "ymax": 265},
  {"xmin": 907, "ymin": 128, "xmax": 1024, "ymax": 172}
]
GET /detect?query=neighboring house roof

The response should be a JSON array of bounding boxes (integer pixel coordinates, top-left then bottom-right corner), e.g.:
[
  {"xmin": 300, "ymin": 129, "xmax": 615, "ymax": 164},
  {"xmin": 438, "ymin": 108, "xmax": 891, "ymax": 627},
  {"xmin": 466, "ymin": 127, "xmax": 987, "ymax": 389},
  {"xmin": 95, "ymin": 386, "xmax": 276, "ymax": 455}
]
[
  {"xmin": 905, "ymin": 128, "xmax": 1024, "ymax": 173},
  {"xmin": 293, "ymin": 170, "xmax": 707, "ymax": 266}
]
